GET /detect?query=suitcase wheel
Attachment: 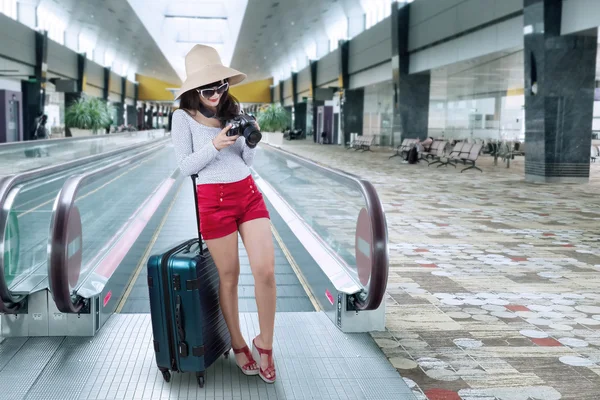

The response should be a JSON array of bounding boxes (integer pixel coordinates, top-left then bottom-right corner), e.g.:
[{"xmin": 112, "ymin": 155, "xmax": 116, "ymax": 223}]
[
  {"xmin": 160, "ymin": 368, "xmax": 171, "ymax": 383},
  {"xmin": 196, "ymin": 372, "xmax": 205, "ymax": 388}
]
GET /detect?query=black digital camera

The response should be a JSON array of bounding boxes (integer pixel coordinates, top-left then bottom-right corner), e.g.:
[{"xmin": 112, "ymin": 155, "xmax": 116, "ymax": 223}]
[{"xmin": 226, "ymin": 113, "xmax": 262, "ymax": 148}]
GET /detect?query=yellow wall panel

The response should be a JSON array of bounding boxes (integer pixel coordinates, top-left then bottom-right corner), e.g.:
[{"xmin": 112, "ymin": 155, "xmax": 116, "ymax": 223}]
[
  {"xmin": 229, "ymin": 78, "xmax": 273, "ymax": 104},
  {"xmin": 506, "ymin": 87, "xmax": 524, "ymax": 97},
  {"xmin": 136, "ymin": 74, "xmax": 179, "ymax": 101}
]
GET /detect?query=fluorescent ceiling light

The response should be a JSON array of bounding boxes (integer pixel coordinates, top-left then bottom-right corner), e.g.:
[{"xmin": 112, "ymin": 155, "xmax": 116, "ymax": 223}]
[
  {"xmin": 165, "ymin": 15, "xmax": 227, "ymax": 20},
  {"xmin": 176, "ymin": 40, "xmax": 224, "ymax": 44}
]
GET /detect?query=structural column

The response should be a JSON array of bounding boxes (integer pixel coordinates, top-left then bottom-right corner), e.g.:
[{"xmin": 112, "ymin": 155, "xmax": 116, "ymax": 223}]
[
  {"xmin": 21, "ymin": 30, "xmax": 48, "ymax": 141},
  {"xmin": 63, "ymin": 53, "xmax": 86, "ymax": 137},
  {"xmin": 146, "ymin": 104, "xmax": 154, "ymax": 128},
  {"xmin": 391, "ymin": 2, "xmax": 430, "ymax": 146},
  {"xmin": 291, "ymin": 71, "xmax": 306, "ymax": 133},
  {"xmin": 523, "ymin": 0, "xmax": 597, "ymax": 183},
  {"xmin": 309, "ymin": 60, "xmax": 320, "ymax": 143},
  {"xmin": 117, "ymin": 76, "xmax": 126, "ymax": 126},
  {"xmin": 133, "ymin": 83, "xmax": 141, "ymax": 129},
  {"xmin": 65, "ymin": 53, "xmax": 86, "ymax": 107},
  {"xmin": 339, "ymin": 40, "xmax": 364, "ymax": 145},
  {"xmin": 103, "ymin": 67, "xmax": 111, "ymax": 101},
  {"xmin": 279, "ymin": 82, "xmax": 284, "ymax": 106}
]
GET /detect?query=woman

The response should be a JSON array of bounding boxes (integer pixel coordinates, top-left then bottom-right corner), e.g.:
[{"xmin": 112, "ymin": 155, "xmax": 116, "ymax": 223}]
[{"xmin": 170, "ymin": 44, "xmax": 276, "ymax": 383}]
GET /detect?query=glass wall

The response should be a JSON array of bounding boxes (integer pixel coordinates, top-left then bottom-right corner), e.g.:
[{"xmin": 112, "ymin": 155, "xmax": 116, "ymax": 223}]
[
  {"xmin": 362, "ymin": 80, "xmax": 394, "ymax": 146},
  {"xmin": 44, "ymin": 83, "xmax": 65, "ymax": 137},
  {"xmin": 428, "ymin": 51, "xmax": 525, "ymax": 143}
]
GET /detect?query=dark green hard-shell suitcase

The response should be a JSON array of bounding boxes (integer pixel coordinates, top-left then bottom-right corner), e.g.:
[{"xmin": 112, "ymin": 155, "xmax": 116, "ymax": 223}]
[{"xmin": 147, "ymin": 175, "xmax": 231, "ymax": 387}]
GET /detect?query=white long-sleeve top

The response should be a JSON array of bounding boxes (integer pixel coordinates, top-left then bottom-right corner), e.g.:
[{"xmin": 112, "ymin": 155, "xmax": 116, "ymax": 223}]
[{"xmin": 170, "ymin": 109, "xmax": 256, "ymax": 184}]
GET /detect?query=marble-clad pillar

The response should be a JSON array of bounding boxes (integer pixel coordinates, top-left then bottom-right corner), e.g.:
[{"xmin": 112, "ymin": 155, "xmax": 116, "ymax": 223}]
[
  {"xmin": 117, "ymin": 76, "xmax": 126, "ymax": 126},
  {"xmin": 21, "ymin": 30, "xmax": 48, "ymax": 141},
  {"xmin": 524, "ymin": 0, "xmax": 598, "ymax": 183},
  {"xmin": 339, "ymin": 40, "xmax": 364, "ymax": 145},
  {"xmin": 391, "ymin": 1, "xmax": 430, "ymax": 146}
]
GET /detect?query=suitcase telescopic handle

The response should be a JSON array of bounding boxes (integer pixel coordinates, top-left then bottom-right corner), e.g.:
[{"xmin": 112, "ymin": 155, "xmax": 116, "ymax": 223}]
[{"xmin": 191, "ymin": 174, "xmax": 204, "ymax": 255}]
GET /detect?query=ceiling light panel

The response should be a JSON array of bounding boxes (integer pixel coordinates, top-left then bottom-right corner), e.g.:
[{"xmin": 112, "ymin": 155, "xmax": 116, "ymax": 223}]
[{"xmin": 165, "ymin": 1, "xmax": 227, "ymax": 18}]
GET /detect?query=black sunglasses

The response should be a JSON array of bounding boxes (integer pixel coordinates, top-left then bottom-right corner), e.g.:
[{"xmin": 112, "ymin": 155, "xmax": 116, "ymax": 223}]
[{"xmin": 196, "ymin": 82, "xmax": 229, "ymax": 99}]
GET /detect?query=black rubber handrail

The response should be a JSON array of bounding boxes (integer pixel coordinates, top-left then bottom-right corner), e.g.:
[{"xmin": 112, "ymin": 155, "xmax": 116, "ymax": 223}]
[
  {"xmin": 260, "ymin": 144, "xmax": 389, "ymax": 311},
  {"xmin": 0, "ymin": 134, "xmax": 165, "ymax": 313},
  {"xmin": 48, "ymin": 140, "xmax": 169, "ymax": 313}
]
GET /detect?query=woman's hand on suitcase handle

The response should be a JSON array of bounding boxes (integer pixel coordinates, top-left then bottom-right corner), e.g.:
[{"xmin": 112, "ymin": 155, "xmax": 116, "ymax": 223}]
[{"xmin": 212, "ymin": 125, "xmax": 239, "ymax": 151}]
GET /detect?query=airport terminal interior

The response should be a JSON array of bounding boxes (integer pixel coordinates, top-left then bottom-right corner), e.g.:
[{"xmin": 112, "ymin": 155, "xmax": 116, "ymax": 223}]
[{"xmin": 1, "ymin": 0, "xmax": 600, "ymax": 399}]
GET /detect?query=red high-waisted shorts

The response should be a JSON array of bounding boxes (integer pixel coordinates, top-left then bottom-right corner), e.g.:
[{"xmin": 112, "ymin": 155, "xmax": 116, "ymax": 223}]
[{"xmin": 195, "ymin": 174, "xmax": 270, "ymax": 240}]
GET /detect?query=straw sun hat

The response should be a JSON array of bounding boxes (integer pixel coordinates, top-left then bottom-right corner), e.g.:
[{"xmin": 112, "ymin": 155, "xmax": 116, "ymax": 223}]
[{"xmin": 174, "ymin": 44, "xmax": 246, "ymax": 100}]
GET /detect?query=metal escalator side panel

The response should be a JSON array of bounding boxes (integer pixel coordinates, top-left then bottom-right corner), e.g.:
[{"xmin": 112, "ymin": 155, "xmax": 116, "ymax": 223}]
[
  {"xmin": 354, "ymin": 179, "xmax": 389, "ymax": 311},
  {"xmin": 47, "ymin": 142, "xmax": 170, "ymax": 313},
  {"xmin": 0, "ymin": 176, "xmax": 26, "ymax": 310},
  {"xmin": 255, "ymin": 144, "xmax": 390, "ymax": 312},
  {"xmin": 48, "ymin": 174, "xmax": 84, "ymax": 314},
  {"xmin": 0, "ymin": 137, "xmax": 169, "ymax": 314}
]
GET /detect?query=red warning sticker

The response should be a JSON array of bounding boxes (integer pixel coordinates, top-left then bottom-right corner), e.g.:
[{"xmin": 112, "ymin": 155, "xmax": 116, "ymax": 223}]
[
  {"xmin": 325, "ymin": 289, "xmax": 334, "ymax": 305},
  {"xmin": 103, "ymin": 291, "xmax": 112, "ymax": 307}
]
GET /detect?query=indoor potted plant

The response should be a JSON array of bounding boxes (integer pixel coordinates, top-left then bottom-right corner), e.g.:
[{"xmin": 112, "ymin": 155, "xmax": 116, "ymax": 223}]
[
  {"xmin": 65, "ymin": 97, "xmax": 112, "ymax": 136},
  {"xmin": 256, "ymin": 104, "xmax": 290, "ymax": 146}
]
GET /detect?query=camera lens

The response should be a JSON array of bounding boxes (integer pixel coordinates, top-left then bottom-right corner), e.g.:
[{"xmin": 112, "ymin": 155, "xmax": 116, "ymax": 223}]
[{"xmin": 243, "ymin": 126, "xmax": 262, "ymax": 147}]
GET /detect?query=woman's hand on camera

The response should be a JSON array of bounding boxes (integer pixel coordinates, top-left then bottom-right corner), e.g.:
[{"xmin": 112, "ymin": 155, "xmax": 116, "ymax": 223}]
[{"xmin": 212, "ymin": 125, "xmax": 239, "ymax": 151}]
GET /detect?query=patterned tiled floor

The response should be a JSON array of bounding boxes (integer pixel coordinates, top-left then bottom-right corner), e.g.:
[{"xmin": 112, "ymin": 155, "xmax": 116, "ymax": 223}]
[{"xmin": 271, "ymin": 140, "xmax": 600, "ymax": 400}]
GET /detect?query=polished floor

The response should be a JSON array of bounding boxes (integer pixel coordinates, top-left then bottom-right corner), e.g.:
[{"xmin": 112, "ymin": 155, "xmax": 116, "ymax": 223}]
[{"xmin": 275, "ymin": 139, "xmax": 600, "ymax": 400}]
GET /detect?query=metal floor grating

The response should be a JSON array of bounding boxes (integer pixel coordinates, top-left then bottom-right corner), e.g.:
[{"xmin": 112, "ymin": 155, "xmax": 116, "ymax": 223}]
[{"xmin": 0, "ymin": 313, "xmax": 414, "ymax": 400}]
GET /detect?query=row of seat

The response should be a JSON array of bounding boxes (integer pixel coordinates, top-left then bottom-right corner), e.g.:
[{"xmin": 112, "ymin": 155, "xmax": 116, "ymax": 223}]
[
  {"xmin": 347, "ymin": 135, "xmax": 376, "ymax": 151},
  {"xmin": 390, "ymin": 138, "xmax": 484, "ymax": 173},
  {"xmin": 590, "ymin": 145, "xmax": 600, "ymax": 162},
  {"xmin": 426, "ymin": 141, "xmax": 484, "ymax": 172}
]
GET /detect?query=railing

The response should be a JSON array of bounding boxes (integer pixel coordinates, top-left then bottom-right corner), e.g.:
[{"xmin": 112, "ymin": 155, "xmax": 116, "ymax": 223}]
[
  {"xmin": 0, "ymin": 135, "xmax": 167, "ymax": 313},
  {"xmin": 254, "ymin": 145, "xmax": 389, "ymax": 311},
  {"xmin": 48, "ymin": 140, "xmax": 176, "ymax": 313},
  {"xmin": 0, "ymin": 129, "xmax": 152, "ymax": 151},
  {"xmin": 0, "ymin": 129, "xmax": 166, "ymax": 176},
  {"xmin": 46, "ymin": 140, "xmax": 389, "ymax": 313}
]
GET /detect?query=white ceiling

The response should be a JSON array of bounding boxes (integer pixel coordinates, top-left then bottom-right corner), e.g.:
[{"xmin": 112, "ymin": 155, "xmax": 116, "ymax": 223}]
[
  {"xmin": 35, "ymin": 0, "xmax": 181, "ymax": 84},
  {"xmin": 23, "ymin": 1, "xmax": 598, "ymax": 97},
  {"xmin": 230, "ymin": 0, "xmax": 370, "ymax": 83},
  {"xmin": 28, "ymin": 0, "xmax": 401, "ymax": 89},
  {"xmin": 126, "ymin": 0, "xmax": 248, "ymax": 83}
]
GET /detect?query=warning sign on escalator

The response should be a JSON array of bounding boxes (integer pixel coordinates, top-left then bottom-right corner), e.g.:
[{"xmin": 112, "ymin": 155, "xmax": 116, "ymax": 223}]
[{"xmin": 355, "ymin": 207, "xmax": 372, "ymax": 286}]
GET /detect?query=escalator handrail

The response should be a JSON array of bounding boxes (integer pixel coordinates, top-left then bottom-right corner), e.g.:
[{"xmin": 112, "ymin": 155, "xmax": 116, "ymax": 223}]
[
  {"xmin": 48, "ymin": 140, "xmax": 169, "ymax": 313},
  {"xmin": 0, "ymin": 133, "xmax": 165, "ymax": 313},
  {"xmin": 260, "ymin": 144, "xmax": 389, "ymax": 311},
  {"xmin": 0, "ymin": 129, "xmax": 161, "ymax": 152}
]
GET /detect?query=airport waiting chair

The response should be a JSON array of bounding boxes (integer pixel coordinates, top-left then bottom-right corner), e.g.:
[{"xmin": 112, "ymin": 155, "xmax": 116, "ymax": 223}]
[{"xmin": 461, "ymin": 143, "xmax": 484, "ymax": 173}]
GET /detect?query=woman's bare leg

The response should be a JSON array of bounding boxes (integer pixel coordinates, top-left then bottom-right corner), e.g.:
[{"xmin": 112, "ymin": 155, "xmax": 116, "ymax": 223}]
[
  {"xmin": 205, "ymin": 231, "xmax": 257, "ymax": 371},
  {"xmin": 239, "ymin": 218, "xmax": 276, "ymax": 379}
]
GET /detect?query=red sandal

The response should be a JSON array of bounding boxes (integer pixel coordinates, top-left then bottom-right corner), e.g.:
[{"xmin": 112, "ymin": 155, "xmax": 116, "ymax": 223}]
[
  {"xmin": 232, "ymin": 346, "xmax": 259, "ymax": 376},
  {"xmin": 252, "ymin": 338, "xmax": 276, "ymax": 383}
]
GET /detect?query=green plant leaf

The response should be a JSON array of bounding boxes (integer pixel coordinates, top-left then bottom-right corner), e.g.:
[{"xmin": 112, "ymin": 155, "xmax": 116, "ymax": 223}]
[
  {"xmin": 256, "ymin": 104, "xmax": 290, "ymax": 132},
  {"xmin": 65, "ymin": 96, "xmax": 112, "ymax": 133}
]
